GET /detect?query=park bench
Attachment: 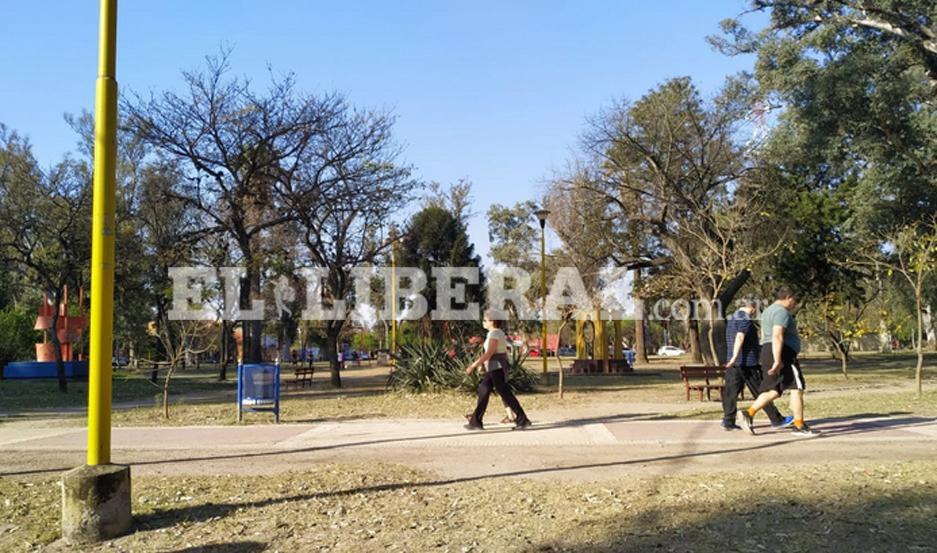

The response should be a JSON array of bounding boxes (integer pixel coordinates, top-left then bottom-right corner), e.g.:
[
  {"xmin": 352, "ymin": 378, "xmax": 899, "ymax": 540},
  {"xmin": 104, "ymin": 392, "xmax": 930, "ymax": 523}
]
[
  {"xmin": 286, "ymin": 365, "xmax": 315, "ymax": 389},
  {"xmin": 679, "ymin": 365, "xmax": 743, "ymax": 402}
]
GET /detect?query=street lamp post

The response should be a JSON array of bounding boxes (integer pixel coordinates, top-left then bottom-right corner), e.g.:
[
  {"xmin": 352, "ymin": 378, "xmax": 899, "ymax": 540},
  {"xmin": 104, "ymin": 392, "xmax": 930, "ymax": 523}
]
[
  {"xmin": 535, "ymin": 208, "xmax": 550, "ymax": 375},
  {"xmin": 390, "ymin": 229, "xmax": 398, "ymax": 366}
]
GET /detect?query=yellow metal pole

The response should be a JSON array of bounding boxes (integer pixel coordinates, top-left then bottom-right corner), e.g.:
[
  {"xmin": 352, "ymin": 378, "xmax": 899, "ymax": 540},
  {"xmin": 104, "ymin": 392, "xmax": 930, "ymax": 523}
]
[
  {"xmin": 540, "ymin": 224, "xmax": 547, "ymax": 375},
  {"xmin": 87, "ymin": 0, "xmax": 118, "ymax": 466},
  {"xmin": 595, "ymin": 308, "xmax": 606, "ymax": 362}
]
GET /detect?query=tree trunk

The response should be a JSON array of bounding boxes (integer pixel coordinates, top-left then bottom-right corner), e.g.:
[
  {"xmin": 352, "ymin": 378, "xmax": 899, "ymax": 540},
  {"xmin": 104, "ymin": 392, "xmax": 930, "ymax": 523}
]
[
  {"xmin": 632, "ymin": 270, "xmax": 649, "ymax": 365},
  {"xmin": 916, "ymin": 289, "xmax": 924, "ymax": 398},
  {"xmin": 49, "ymin": 287, "xmax": 67, "ymax": 393},
  {"xmin": 556, "ymin": 318, "xmax": 570, "ymax": 398},
  {"xmin": 687, "ymin": 301, "xmax": 703, "ymax": 363},
  {"xmin": 326, "ymin": 325, "xmax": 343, "ymax": 388},
  {"xmin": 831, "ymin": 336, "xmax": 849, "ymax": 379},
  {"xmin": 249, "ymin": 265, "xmax": 264, "ymax": 363},
  {"xmin": 705, "ymin": 302, "xmax": 720, "ymax": 366},
  {"xmin": 280, "ymin": 313, "xmax": 297, "ymax": 363},
  {"xmin": 162, "ymin": 360, "xmax": 177, "ymax": 419},
  {"xmin": 219, "ymin": 320, "xmax": 229, "ymax": 381},
  {"xmin": 713, "ymin": 270, "xmax": 748, "ymax": 365},
  {"xmin": 879, "ymin": 318, "xmax": 892, "ymax": 353},
  {"xmin": 239, "ymin": 258, "xmax": 263, "ymax": 364},
  {"xmin": 924, "ymin": 303, "xmax": 936, "ymax": 350}
]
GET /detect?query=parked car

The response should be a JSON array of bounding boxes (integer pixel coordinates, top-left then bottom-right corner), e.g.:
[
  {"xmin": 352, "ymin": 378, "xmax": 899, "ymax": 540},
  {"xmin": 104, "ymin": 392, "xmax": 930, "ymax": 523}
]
[
  {"xmin": 557, "ymin": 346, "xmax": 576, "ymax": 357},
  {"xmin": 656, "ymin": 345, "xmax": 686, "ymax": 357}
]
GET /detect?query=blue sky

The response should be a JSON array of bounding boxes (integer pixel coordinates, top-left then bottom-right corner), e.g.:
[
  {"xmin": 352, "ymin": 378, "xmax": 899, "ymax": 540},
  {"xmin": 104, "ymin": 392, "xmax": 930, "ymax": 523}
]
[{"xmin": 2, "ymin": 1, "xmax": 764, "ymax": 264}]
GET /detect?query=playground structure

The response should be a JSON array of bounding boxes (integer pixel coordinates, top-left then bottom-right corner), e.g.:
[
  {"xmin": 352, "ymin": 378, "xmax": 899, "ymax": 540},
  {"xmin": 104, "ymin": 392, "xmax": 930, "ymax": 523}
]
[
  {"xmin": 2, "ymin": 286, "xmax": 89, "ymax": 379},
  {"xmin": 571, "ymin": 307, "xmax": 632, "ymax": 374},
  {"xmin": 34, "ymin": 286, "xmax": 87, "ymax": 362}
]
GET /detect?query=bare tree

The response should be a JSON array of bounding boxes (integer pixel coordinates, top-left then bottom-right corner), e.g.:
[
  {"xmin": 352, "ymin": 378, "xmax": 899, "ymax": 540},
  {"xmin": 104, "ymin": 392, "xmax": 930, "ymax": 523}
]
[
  {"xmin": 124, "ymin": 51, "xmax": 345, "ymax": 363},
  {"xmin": 281, "ymin": 108, "xmax": 415, "ymax": 388},
  {"xmin": 136, "ymin": 319, "xmax": 218, "ymax": 419}
]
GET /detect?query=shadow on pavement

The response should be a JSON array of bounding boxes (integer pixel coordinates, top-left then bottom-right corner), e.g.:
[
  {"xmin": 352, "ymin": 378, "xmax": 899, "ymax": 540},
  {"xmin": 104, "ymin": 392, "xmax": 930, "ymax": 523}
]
[
  {"xmin": 133, "ymin": 438, "xmax": 798, "ymax": 531},
  {"xmin": 165, "ymin": 541, "xmax": 266, "ymax": 553}
]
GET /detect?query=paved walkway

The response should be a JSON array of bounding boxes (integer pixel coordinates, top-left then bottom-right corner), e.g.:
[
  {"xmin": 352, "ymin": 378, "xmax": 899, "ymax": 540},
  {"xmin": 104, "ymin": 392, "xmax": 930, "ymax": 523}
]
[{"xmin": 1, "ymin": 414, "xmax": 935, "ymax": 482}]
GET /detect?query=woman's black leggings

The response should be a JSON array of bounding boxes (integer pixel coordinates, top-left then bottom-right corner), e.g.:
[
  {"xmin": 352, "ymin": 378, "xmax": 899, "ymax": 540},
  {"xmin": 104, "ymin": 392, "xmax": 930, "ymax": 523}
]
[{"xmin": 470, "ymin": 355, "xmax": 528, "ymax": 425}]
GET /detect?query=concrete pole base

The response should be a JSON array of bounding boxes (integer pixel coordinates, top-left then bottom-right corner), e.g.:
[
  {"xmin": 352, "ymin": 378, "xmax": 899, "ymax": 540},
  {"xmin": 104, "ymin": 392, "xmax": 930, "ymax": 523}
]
[{"xmin": 61, "ymin": 464, "xmax": 132, "ymax": 543}]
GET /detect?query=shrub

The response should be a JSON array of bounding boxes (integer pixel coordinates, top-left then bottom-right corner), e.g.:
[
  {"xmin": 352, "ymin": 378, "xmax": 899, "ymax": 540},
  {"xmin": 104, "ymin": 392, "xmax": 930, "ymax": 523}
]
[
  {"xmin": 0, "ymin": 308, "xmax": 39, "ymax": 374},
  {"xmin": 388, "ymin": 339, "xmax": 538, "ymax": 394}
]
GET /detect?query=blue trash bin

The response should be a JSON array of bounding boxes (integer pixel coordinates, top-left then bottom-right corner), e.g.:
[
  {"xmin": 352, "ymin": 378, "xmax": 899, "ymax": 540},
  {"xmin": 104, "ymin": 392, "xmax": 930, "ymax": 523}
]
[{"xmin": 237, "ymin": 362, "xmax": 280, "ymax": 423}]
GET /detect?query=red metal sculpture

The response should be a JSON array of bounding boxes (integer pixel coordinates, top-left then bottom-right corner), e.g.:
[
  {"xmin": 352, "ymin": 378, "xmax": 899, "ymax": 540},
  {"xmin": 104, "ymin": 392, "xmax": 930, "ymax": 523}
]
[{"xmin": 34, "ymin": 286, "xmax": 87, "ymax": 362}]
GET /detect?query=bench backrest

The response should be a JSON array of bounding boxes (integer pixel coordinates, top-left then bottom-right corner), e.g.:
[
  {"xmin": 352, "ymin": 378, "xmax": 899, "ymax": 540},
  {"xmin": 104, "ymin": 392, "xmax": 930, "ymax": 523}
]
[{"xmin": 679, "ymin": 366, "xmax": 726, "ymax": 381}]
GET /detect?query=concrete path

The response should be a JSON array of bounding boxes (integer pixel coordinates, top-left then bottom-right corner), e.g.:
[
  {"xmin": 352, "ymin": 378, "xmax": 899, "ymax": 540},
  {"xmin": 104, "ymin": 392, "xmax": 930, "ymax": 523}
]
[{"xmin": 1, "ymin": 414, "xmax": 935, "ymax": 482}]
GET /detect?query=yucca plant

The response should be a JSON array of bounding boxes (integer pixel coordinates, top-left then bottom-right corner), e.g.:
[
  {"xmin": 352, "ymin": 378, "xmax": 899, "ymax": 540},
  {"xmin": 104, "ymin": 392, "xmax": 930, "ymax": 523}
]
[
  {"xmin": 387, "ymin": 338, "xmax": 538, "ymax": 394},
  {"xmin": 387, "ymin": 340, "xmax": 466, "ymax": 392},
  {"xmin": 503, "ymin": 346, "xmax": 539, "ymax": 393}
]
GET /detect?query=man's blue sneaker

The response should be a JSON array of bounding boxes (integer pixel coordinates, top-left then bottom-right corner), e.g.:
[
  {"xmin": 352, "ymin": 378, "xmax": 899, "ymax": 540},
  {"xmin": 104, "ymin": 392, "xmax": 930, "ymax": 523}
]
[{"xmin": 771, "ymin": 416, "xmax": 795, "ymax": 428}]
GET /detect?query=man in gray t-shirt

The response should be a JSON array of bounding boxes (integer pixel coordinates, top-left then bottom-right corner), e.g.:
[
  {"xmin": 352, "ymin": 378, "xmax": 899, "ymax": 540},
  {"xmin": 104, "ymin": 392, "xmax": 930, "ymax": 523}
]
[
  {"xmin": 760, "ymin": 302, "xmax": 801, "ymax": 353},
  {"xmin": 738, "ymin": 286, "xmax": 818, "ymax": 436}
]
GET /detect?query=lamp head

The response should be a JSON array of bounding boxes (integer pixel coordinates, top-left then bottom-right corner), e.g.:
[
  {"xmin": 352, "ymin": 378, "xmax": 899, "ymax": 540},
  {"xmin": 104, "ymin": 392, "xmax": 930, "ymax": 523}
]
[{"xmin": 534, "ymin": 208, "xmax": 551, "ymax": 228}]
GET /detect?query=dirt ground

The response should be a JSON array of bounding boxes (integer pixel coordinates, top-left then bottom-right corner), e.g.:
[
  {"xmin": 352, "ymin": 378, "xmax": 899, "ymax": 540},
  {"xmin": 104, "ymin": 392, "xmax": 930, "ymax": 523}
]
[{"xmin": 2, "ymin": 354, "xmax": 935, "ymax": 551}]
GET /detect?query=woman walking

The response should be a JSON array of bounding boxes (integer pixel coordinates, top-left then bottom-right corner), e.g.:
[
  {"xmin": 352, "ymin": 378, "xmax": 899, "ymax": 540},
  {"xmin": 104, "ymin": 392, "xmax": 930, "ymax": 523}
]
[{"xmin": 464, "ymin": 309, "xmax": 532, "ymax": 430}]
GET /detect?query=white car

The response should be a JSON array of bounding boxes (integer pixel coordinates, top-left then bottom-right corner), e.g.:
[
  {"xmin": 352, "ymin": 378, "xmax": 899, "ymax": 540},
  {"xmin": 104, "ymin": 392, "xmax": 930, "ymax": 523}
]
[{"xmin": 656, "ymin": 345, "xmax": 686, "ymax": 357}]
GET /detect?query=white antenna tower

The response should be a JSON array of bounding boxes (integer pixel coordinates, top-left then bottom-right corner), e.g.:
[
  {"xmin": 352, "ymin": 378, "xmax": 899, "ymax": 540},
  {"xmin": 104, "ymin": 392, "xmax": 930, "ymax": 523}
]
[{"xmin": 746, "ymin": 99, "xmax": 769, "ymax": 150}]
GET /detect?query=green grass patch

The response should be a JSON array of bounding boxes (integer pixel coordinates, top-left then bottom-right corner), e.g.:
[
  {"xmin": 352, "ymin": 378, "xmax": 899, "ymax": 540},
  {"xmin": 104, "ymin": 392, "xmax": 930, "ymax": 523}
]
[
  {"xmin": 3, "ymin": 352, "xmax": 934, "ymax": 426},
  {"xmin": 0, "ymin": 367, "xmax": 238, "ymax": 412}
]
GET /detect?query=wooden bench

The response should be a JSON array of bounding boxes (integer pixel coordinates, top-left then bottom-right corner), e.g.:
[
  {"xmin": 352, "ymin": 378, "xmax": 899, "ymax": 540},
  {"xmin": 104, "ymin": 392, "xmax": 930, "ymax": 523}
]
[
  {"xmin": 679, "ymin": 365, "xmax": 733, "ymax": 402},
  {"xmin": 286, "ymin": 365, "xmax": 315, "ymax": 389}
]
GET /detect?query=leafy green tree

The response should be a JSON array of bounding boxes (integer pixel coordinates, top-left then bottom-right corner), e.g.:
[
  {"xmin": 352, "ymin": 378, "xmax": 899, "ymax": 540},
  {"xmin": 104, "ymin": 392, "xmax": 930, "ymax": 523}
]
[
  {"xmin": 715, "ymin": 0, "xmax": 937, "ymax": 365},
  {"xmin": 400, "ymin": 206, "xmax": 485, "ymax": 340},
  {"xmin": 715, "ymin": 0, "xmax": 937, "ymax": 233},
  {"xmin": 768, "ymin": 184, "xmax": 871, "ymax": 376},
  {"xmin": 0, "ymin": 308, "xmax": 38, "ymax": 376},
  {"xmin": 486, "ymin": 200, "xmax": 552, "ymax": 340},
  {"xmin": 855, "ymin": 216, "xmax": 937, "ymax": 397},
  {"xmin": 713, "ymin": 1, "xmax": 937, "ymax": 94},
  {"xmin": 487, "ymin": 200, "xmax": 539, "ymax": 272},
  {"xmin": 552, "ymin": 77, "xmax": 779, "ymax": 364},
  {"xmin": 351, "ymin": 331, "xmax": 378, "ymax": 353},
  {"xmin": 0, "ymin": 125, "xmax": 91, "ymax": 392}
]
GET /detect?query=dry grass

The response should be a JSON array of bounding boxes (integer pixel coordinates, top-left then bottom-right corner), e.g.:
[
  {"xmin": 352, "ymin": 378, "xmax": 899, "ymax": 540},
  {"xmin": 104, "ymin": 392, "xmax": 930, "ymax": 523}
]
[{"xmin": 2, "ymin": 460, "xmax": 935, "ymax": 552}]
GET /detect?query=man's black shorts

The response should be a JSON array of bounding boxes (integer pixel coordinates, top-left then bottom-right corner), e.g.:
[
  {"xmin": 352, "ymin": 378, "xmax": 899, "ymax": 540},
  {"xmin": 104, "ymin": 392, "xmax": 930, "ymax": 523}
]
[{"xmin": 758, "ymin": 345, "xmax": 805, "ymax": 395}]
